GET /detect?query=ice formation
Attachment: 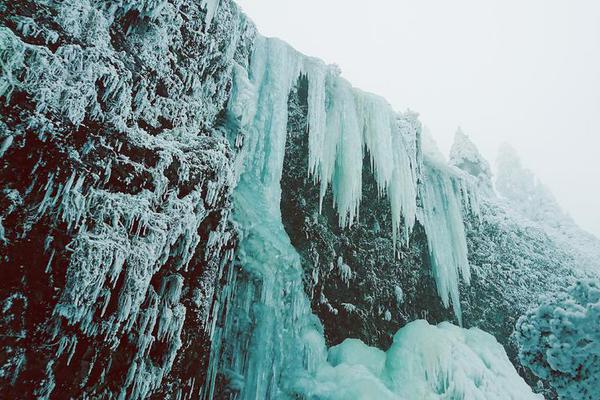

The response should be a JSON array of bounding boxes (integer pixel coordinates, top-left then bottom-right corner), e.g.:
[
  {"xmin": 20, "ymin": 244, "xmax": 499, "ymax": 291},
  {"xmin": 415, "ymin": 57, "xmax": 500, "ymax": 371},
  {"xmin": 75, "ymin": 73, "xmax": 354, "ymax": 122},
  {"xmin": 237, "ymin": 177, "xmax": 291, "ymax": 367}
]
[
  {"xmin": 420, "ymin": 158, "xmax": 478, "ymax": 322},
  {"xmin": 202, "ymin": 0, "xmax": 221, "ymax": 28},
  {"xmin": 231, "ymin": 35, "xmax": 418, "ymax": 245},
  {"xmin": 293, "ymin": 320, "xmax": 542, "ymax": 400}
]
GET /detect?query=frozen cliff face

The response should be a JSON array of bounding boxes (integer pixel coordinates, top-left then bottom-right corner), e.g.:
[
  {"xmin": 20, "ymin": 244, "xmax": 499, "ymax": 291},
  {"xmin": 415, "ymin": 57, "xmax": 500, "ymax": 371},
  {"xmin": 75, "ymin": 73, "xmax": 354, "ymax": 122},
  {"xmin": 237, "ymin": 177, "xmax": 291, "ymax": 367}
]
[
  {"xmin": 496, "ymin": 143, "xmax": 564, "ymax": 225},
  {"xmin": 2, "ymin": 1, "xmax": 599, "ymax": 399},
  {"xmin": 0, "ymin": 0, "xmax": 254, "ymax": 398},
  {"xmin": 201, "ymin": 30, "xmax": 536, "ymax": 396},
  {"xmin": 204, "ymin": 32, "xmax": 485, "ymax": 399}
]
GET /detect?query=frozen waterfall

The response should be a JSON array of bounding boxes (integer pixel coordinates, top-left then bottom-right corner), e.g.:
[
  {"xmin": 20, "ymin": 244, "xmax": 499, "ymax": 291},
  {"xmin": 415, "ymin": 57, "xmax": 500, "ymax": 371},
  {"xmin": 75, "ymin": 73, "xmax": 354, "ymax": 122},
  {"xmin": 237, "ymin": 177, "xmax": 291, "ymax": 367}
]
[{"xmin": 205, "ymin": 33, "xmax": 482, "ymax": 398}]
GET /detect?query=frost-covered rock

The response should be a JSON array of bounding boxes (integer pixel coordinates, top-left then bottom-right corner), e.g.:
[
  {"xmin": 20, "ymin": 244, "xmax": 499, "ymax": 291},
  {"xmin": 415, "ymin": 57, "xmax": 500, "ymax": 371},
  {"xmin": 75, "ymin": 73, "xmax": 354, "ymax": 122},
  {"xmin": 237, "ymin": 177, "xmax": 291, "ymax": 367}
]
[
  {"xmin": 0, "ymin": 0, "xmax": 254, "ymax": 398},
  {"xmin": 515, "ymin": 280, "xmax": 600, "ymax": 399},
  {"xmin": 496, "ymin": 143, "xmax": 562, "ymax": 224}
]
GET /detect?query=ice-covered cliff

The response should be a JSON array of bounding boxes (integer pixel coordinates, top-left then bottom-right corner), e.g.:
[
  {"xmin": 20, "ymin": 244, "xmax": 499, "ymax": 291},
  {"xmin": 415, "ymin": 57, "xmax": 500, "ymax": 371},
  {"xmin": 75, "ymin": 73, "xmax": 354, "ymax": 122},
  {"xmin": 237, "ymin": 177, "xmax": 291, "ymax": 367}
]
[
  {"xmin": 0, "ymin": 0, "xmax": 253, "ymax": 397},
  {"xmin": 1, "ymin": 1, "xmax": 599, "ymax": 399}
]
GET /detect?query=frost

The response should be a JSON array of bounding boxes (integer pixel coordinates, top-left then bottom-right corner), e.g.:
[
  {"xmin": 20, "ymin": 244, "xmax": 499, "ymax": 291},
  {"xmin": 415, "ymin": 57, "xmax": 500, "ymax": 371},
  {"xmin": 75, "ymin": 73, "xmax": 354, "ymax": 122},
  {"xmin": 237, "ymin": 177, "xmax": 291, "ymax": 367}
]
[
  {"xmin": 449, "ymin": 127, "xmax": 492, "ymax": 192},
  {"xmin": 496, "ymin": 143, "xmax": 600, "ymax": 272},
  {"xmin": 0, "ymin": 135, "xmax": 13, "ymax": 158},
  {"xmin": 341, "ymin": 303, "xmax": 357, "ymax": 313},
  {"xmin": 384, "ymin": 309, "xmax": 392, "ymax": 321},
  {"xmin": 0, "ymin": 216, "xmax": 5, "ymax": 245},
  {"xmin": 394, "ymin": 285, "xmax": 404, "ymax": 305},
  {"xmin": 337, "ymin": 256, "xmax": 352, "ymax": 286},
  {"xmin": 516, "ymin": 279, "xmax": 600, "ymax": 399}
]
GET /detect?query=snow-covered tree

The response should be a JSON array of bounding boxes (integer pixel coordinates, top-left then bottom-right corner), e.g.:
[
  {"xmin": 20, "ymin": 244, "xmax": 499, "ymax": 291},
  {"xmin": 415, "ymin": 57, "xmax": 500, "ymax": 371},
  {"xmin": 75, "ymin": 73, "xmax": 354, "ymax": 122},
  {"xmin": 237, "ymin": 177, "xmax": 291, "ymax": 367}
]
[{"xmin": 515, "ymin": 280, "xmax": 600, "ymax": 399}]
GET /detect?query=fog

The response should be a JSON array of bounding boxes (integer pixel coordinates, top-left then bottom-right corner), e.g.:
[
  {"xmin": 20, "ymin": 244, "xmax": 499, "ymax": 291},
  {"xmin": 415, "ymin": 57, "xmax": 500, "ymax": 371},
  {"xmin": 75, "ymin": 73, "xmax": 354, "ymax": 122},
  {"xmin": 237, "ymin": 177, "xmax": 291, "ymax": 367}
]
[{"xmin": 234, "ymin": 0, "xmax": 600, "ymax": 237}]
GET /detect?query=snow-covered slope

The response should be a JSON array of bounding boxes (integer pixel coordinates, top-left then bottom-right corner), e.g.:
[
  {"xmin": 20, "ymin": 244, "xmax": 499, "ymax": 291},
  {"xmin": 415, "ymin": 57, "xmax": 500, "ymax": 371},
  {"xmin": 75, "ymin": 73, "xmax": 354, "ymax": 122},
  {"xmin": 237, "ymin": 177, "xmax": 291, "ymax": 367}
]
[{"xmin": 495, "ymin": 143, "xmax": 600, "ymax": 272}]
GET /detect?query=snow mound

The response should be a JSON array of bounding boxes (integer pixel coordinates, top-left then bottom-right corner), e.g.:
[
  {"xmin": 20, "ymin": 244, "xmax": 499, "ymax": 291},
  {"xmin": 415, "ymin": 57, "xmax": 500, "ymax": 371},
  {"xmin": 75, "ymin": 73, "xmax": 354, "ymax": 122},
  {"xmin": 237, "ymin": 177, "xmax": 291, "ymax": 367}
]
[{"xmin": 297, "ymin": 320, "xmax": 542, "ymax": 400}]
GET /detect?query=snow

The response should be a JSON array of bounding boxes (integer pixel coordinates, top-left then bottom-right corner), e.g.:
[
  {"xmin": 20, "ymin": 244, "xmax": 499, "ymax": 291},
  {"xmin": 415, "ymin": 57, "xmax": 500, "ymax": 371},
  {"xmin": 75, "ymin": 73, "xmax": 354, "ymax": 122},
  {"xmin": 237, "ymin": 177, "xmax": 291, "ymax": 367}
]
[
  {"xmin": 516, "ymin": 279, "xmax": 600, "ymax": 399},
  {"xmin": 394, "ymin": 285, "xmax": 405, "ymax": 305},
  {"xmin": 294, "ymin": 320, "xmax": 542, "ymax": 400},
  {"xmin": 337, "ymin": 256, "xmax": 352, "ymax": 286}
]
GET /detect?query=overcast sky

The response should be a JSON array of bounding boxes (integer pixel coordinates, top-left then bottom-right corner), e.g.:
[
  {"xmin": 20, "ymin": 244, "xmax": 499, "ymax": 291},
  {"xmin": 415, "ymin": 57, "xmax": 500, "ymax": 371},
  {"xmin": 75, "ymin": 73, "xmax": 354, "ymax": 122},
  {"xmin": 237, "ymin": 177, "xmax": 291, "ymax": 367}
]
[{"xmin": 235, "ymin": 0, "xmax": 600, "ymax": 237}]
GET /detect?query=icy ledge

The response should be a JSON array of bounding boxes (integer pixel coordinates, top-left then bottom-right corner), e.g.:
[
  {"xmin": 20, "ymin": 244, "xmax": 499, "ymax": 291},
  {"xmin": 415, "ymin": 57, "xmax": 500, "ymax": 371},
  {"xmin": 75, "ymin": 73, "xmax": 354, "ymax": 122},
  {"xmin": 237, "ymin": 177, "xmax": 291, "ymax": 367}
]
[{"xmin": 294, "ymin": 320, "xmax": 543, "ymax": 400}]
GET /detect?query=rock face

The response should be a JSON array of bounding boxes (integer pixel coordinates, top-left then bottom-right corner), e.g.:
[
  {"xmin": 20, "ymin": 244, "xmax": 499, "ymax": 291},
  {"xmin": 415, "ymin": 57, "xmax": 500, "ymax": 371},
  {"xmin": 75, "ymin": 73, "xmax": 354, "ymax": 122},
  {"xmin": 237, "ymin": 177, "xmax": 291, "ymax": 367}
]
[
  {"xmin": 2, "ymin": 1, "xmax": 600, "ymax": 399},
  {"xmin": 0, "ymin": 1, "xmax": 254, "ymax": 398}
]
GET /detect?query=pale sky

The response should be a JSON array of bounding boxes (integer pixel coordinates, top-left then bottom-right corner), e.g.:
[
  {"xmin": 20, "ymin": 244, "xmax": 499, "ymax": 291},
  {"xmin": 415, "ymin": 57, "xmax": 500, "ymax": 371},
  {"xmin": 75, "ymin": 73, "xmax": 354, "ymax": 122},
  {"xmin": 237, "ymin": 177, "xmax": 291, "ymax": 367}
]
[{"xmin": 235, "ymin": 0, "xmax": 600, "ymax": 237}]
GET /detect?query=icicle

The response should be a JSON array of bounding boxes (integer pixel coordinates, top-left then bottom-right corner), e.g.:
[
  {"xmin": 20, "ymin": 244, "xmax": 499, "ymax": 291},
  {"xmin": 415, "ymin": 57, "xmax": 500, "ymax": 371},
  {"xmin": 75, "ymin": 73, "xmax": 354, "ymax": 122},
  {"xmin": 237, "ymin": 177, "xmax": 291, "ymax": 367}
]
[
  {"xmin": 420, "ymin": 159, "xmax": 472, "ymax": 323},
  {"xmin": 337, "ymin": 256, "xmax": 352, "ymax": 287}
]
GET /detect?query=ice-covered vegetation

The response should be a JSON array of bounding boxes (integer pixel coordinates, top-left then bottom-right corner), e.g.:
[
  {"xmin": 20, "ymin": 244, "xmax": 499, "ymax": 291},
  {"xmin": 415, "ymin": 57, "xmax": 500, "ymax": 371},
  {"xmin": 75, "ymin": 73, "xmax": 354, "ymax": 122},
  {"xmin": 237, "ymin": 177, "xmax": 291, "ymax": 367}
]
[{"xmin": 515, "ymin": 280, "xmax": 600, "ymax": 399}]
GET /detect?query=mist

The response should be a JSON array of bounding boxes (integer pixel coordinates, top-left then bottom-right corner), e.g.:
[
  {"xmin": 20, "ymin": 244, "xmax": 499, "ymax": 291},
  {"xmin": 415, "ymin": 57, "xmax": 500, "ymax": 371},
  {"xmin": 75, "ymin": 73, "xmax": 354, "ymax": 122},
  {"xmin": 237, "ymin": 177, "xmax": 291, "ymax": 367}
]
[{"xmin": 235, "ymin": 0, "xmax": 600, "ymax": 237}]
